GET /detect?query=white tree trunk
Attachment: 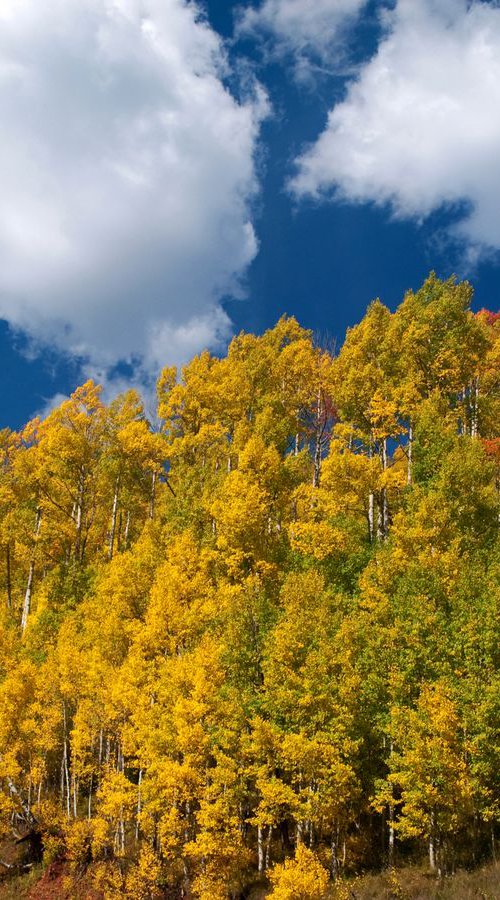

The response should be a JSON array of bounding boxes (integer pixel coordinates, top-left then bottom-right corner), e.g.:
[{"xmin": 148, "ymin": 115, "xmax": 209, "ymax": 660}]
[
  {"xmin": 471, "ymin": 377, "xmax": 479, "ymax": 437},
  {"xmin": 257, "ymin": 825, "xmax": 264, "ymax": 873},
  {"xmin": 265, "ymin": 824, "xmax": 273, "ymax": 870},
  {"xmin": 407, "ymin": 422, "xmax": 413, "ymax": 485},
  {"xmin": 429, "ymin": 812, "xmax": 436, "ymax": 871},
  {"xmin": 108, "ymin": 477, "xmax": 120, "ymax": 560},
  {"xmin": 6, "ymin": 542, "xmax": 11, "ymax": 610},
  {"xmin": 312, "ymin": 388, "xmax": 323, "ymax": 488},
  {"xmin": 388, "ymin": 804, "xmax": 395, "ymax": 867},
  {"xmin": 74, "ymin": 466, "xmax": 85, "ymax": 561},
  {"xmin": 149, "ymin": 471, "xmax": 157, "ymax": 519},
  {"xmin": 368, "ymin": 491, "xmax": 374, "ymax": 542},
  {"xmin": 21, "ymin": 507, "xmax": 41, "ymax": 633}
]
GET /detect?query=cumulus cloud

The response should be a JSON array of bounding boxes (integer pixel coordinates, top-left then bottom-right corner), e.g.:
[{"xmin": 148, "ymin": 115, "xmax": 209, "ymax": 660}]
[
  {"xmin": 238, "ymin": 0, "xmax": 368, "ymax": 69},
  {"xmin": 291, "ymin": 0, "xmax": 500, "ymax": 255},
  {"xmin": 33, "ymin": 392, "xmax": 70, "ymax": 422},
  {"xmin": 0, "ymin": 0, "xmax": 267, "ymax": 384}
]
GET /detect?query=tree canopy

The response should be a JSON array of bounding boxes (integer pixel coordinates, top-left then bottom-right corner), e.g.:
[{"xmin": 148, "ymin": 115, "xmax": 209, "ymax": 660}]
[{"xmin": 0, "ymin": 274, "xmax": 498, "ymax": 897}]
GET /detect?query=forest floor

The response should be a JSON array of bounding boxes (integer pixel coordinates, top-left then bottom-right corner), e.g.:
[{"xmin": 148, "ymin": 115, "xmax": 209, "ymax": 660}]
[
  {"xmin": 0, "ymin": 860, "xmax": 498, "ymax": 899},
  {"xmin": 343, "ymin": 862, "xmax": 500, "ymax": 898}
]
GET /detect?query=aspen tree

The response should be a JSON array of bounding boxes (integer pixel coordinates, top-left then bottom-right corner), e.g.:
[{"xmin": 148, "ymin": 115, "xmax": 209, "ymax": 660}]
[{"xmin": 0, "ymin": 279, "xmax": 497, "ymax": 894}]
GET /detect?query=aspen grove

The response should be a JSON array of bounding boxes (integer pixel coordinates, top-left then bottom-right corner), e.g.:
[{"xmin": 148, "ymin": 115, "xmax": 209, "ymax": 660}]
[{"xmin": 0, "ymin": 274, "xmax": 499, "ymax": 898}]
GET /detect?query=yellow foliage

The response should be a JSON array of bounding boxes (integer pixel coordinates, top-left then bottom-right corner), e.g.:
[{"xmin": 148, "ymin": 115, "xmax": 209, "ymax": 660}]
[
  {"xmin": 0, "ymin": 286, "xmax": 497, "ymax": 898},
  {"xmin": 92, "ymin": 861, "xmax": 126, "ymax": 900},
  {"xmin": 125, "ymin": 845, "xmax": 162, "ymax": 900},
  {"xmin": 65, "ymin": 818, "xmax": 93, "ymax": 872},
  {"xmin": 268, "ymin": 843, "xmax": 330, "ymax": 899}
]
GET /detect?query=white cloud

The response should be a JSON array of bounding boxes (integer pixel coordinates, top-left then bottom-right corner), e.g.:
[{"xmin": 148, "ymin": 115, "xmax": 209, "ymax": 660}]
[
  {"xmin": 0, "ymin": 0, "xmax": 267, "ymax": 384},
  {"xmin": 33, "ymin": 392, "xmax": 70, "ymax": 422},
  {"xmin": 239, "ymin": 0, "xmax": 368, "ymax": 68},
  {"xmin": 291, "ymin": 0, "xmax": 500, "ymax": 255}
]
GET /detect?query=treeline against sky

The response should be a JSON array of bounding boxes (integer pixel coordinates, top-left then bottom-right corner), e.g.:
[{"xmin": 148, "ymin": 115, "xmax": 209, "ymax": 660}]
[{"xmin": 0, "ymin": 275, "xmax": 499, "ymax": 898}]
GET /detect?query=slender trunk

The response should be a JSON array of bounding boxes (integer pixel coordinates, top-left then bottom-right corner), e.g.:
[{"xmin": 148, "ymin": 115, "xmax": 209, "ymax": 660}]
[
  {"xmin": 313, "ymin": 444, "xmax": 321, "ymax": 487},
  {"xmin": 388, "ymin": 739, "xmax": 395, "ymax": 867},
  {"xmin": 429, "ymin": 812, "xmax": 436, "ymax": 871},
  {"xmin": 124, "ymin": 511, "xmax": 130, "ymax": 549},
  {"xmin": 368, "ymin": 491, "xmax": 374, "ymax": 543},
  {"xmin": 98, "ymin": 728, "xmax": 103, "ymax": 774},
  {"xmin": 108, "ymin": 477, "xmax": 120, "ymax": 560},
  {"xmin": 5, "ymin": 542, "xmax": 11, "ymax": 610},
  {"xmin": 21, "ymin": 507, "xmax": 41, "ymax": 633},
  {"xmin": 296, "ymin": 775, "xmax": 303, "ymax": 845},
  {"xmin": 492, "ymin": 823, "xmax": 496, "ymax": 862},
  {"xmin": 149, "ymin": 472, "xmax": 157, "ymax": 519},
  {"xmin": 368, "ymin": 438, "xmax": 375, "ymax": 542},
  {"xmin": 75, "ymin": 466, "xmax": 85, "ymax": 562},
  {"xmin": 257, "ymin": 825, "xmax": 264, "ymax": 874},
  {"xmin": 382, "ymin": 438, "xmax": 388, "ymax": 534},
  {"xmin": 377, "ymin": 501, "xmax": 384, "ymax": 542},
  {"xmin": 117, "ymin": 511, "xmax": 123, "ymax": 552},
  {"xmin": 265, "ymin": 824, "xmax": 273, "ymax": 870},
  {"xmin": 63, "ymin": 705, "xmax": 71, "ymax": 820},
  {"xmin": 312, "ymin": 389, "xmax": 322, "ymax": 488},
  {"xmin": 63, "ymin": 740, "xmax": 71, "ymax": 819},
  {"xmin": 118, "ymin": 747, "xmax": 125, "ymax": 852},
  {"xmin": 3, "ymin": 772, "xmax": 38, "ymax": 829},
  {"xmin": 184, "ymin": 800, "xmax": 191, "ymax": 846},
  {"xmin": 407, "ymin": 422, "xmax": 413, "ymax": 485},
  {"xmin": 459, "ymin": 386, "xmax": 466, "ymax": 435},
  {"xmin": 388, "ymin": 804, "xmax": 395, "ymax": 867},
  {"xmin": 377, "ymin": 439, "xmax": 388, "ymax": 541},
  {"xmin": 88, "ymin": 774, "xmax": 93, "ymax": 820},
  {"xmin": 471, "ymin": 377, "xmax": 479, "ymax": 438},
  {"xmin": 72, "ymin": 775, "xmax": 78, "ymax": 819},
  {"xmin": 60, "ymin": 752, "xmax": 65, "ymax": 810},
  {"xmin": 292, "ymin": 429, "xmax": 299, "ymax": 519},
  {"xmin": 62, "ymin": 742, "xmax": 70, "ymax": 819},
  {"xmin": 331, "ymin": 834, "xmax": 338, "ymax": 880},
  {"xmin": 119, "ymin": 806, "xmax": 125, "ymax": 854},
  {"xmin": 136, "ymin": 769, "xmax": 142, "ymax": 841}
]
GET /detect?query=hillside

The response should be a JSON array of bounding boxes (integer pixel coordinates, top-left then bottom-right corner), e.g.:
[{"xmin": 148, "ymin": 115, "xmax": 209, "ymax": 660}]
[{"xmin": 0, "ymin": 274, "xmax": 499, "ymax": 898}]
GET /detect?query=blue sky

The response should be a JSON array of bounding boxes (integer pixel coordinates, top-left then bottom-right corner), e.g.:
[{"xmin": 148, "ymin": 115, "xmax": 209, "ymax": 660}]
[{"xmin": 1, "ymin": 0, "xmax": 500, "ymax": 428}]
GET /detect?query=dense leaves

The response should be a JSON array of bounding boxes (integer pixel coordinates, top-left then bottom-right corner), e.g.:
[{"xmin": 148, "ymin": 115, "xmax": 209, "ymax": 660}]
[{"xmin": 0, "ymin": 274, "xmax": 498, "ymax": 896}]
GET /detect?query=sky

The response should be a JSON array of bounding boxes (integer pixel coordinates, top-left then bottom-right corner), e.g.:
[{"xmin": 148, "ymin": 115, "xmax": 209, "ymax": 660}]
[{"xmin": 1, "ymin": 0, "xmax": 500, "ymax": 428}]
